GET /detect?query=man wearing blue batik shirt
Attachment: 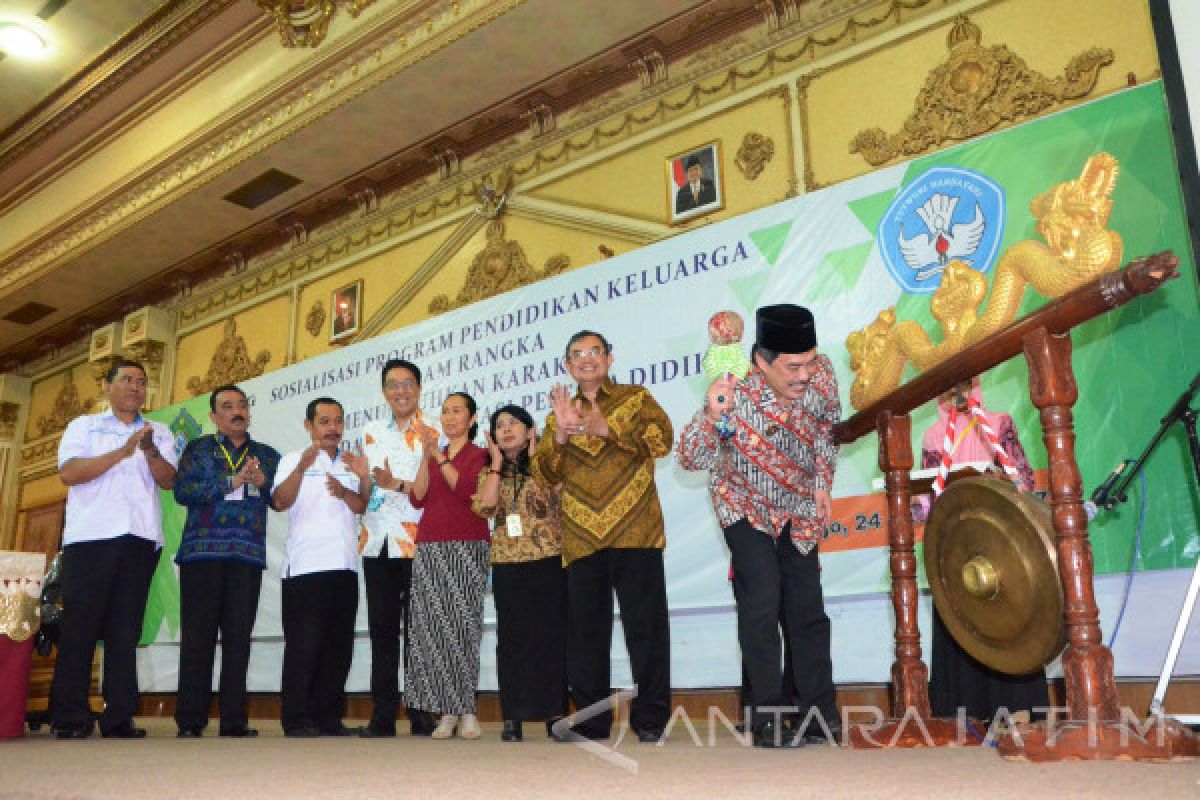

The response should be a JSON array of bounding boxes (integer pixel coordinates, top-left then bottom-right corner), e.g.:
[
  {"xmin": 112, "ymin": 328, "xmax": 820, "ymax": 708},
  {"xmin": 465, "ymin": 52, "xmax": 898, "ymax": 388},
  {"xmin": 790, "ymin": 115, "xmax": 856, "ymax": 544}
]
[{"xmin": 172, "ymin": 383, "xmax": 280, "ymax": 739}]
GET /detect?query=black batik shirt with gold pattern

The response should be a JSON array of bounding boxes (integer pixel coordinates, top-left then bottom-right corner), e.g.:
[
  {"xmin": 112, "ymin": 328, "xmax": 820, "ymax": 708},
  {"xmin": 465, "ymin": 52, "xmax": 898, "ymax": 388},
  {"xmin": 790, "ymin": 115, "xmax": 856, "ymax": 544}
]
[{"xmin": 532, "ymin": 379, "xmax": 673, "ymax": 565}]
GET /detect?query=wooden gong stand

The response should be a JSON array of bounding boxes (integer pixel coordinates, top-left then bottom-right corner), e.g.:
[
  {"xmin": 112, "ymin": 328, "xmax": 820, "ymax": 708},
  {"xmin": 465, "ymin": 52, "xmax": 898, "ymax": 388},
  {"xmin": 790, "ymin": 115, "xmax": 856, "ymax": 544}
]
[{"xmin": 835, "ymin": 252, "xmax": 1200, "ymax": 761}]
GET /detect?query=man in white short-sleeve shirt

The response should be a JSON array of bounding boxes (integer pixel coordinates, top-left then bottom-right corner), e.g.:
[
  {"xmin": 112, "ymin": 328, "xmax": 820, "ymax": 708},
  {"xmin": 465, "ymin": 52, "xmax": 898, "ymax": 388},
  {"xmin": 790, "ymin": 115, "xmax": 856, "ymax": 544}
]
[
  {"xmin": 272, "ymin": 396, "xmax": 371, "ymax": 737},
  {"xmin": 50, "ymin": 359, "xmax": 178, "ymax": 740}
]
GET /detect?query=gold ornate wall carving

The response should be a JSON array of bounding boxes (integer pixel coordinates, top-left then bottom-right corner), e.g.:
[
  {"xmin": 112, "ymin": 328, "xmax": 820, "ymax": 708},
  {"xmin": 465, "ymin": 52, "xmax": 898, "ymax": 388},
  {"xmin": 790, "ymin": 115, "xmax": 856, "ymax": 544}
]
[
  {"xmin": 256, "ymin": 1, "xmax": 379, "ymax": 48},
  {"xmin": 35, "ymin": 372, "xmax": 94, "ymax": 438},
  {"xmin": 124, "ymin": 341, "xmax": 166, "ymax": 385},
  {"xmin": 306, "ymin": 300, "xmax": 326, "ymax": 336},
  {"xmin": 428, "ymin": 220, "xmax": 569, "ymax": 313},
  {"xmin": 734, "ymin": 132, "xmax": 776, "ymax": 180},
  {"xmin": 2, "ymin": 0, "xmax": 524, "ymax": 297},
  {"xmin": 20, "ymin": 437, "xmax": 58, "ymax": 467},
  {"xmin": 170, "ymin": 1, "xmax": 947, "ymax": 334},
  {"xmin": 185, "ymin": 318, "xmax": 271, "ymax": 397},
  {"xmin": 0, "ymin": 404, "xmax": 17, "ymax": 441},
  {"xmin": 848, "ymin": 15, "xmax": 1113, "ymax": 167}
]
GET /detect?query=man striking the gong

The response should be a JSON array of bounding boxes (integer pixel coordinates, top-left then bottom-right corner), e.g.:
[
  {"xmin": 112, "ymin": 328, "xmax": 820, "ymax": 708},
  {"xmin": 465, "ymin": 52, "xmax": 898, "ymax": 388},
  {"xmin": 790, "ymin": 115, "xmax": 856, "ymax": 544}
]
[{"xmin": 679, "ymin": 304, "xmax": 841, "ymax": 748}]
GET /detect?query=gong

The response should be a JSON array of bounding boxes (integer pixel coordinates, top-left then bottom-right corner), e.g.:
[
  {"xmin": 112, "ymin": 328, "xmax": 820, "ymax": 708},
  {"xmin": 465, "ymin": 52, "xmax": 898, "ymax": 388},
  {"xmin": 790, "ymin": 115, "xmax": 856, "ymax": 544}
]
[{"xmin": 923, "ymin": 476, "xmax": 1066, "ymax": 675}]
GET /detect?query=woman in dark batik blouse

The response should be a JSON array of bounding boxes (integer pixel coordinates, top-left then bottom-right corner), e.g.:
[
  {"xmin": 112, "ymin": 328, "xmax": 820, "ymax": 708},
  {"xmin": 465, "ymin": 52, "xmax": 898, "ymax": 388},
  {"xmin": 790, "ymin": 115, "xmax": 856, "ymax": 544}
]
[{"xmin": 473, "ymin": 404, "xmax": 567, "ymax": 742}]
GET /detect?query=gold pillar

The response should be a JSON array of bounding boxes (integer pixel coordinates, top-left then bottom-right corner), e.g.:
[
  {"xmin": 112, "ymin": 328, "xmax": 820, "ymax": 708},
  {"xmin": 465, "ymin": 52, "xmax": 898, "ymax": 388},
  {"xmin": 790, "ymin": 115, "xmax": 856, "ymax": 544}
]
[
  {"xmin": 87, "ymin": 322, "xmax": 123, "ymax": 415},
  {"xmin": 0, "ymin": 374, "xmax": 32, "ymax": 549},
  {"xmin": 122, "ymin": 307, "xmax": 174, "ymax": 411}
]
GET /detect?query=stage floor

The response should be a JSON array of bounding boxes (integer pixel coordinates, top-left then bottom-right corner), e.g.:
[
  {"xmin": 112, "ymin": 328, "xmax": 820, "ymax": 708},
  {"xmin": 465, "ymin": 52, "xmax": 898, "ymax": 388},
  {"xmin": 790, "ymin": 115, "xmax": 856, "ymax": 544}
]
[{"xmin": 2, "ymin": 718, "xmax": 1198, "ymax": 798}]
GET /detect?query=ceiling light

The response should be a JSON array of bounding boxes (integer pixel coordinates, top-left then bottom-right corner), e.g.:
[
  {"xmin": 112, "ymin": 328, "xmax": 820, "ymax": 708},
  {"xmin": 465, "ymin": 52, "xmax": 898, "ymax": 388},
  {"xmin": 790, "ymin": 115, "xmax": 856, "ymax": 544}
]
[{"xmin": 0, "ymin": 22, "xmax": 48, "ymax": 59}]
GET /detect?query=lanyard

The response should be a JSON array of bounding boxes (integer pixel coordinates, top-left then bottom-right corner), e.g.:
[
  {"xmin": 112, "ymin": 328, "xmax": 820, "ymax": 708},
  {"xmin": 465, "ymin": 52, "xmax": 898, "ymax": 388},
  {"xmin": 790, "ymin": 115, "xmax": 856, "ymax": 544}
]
[
  {"xmin": 217, "ymin": 439, "xmax": 249, "ymax": 475},
  {"xmin": 950, "ymin": 417, "xmax": 978, "ymax": 457},
  {"xmin": 507, "ymin": 465, "xmax": 527, "ymax": 515}
]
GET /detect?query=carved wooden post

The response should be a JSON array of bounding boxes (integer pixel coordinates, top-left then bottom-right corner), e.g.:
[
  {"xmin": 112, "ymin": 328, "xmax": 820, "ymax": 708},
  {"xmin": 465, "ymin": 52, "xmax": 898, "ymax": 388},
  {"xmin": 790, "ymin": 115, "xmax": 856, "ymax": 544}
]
[
  {"xmin": 850, "ymin": 409, "xmax": 965, "ymax": 748},
  {"xmin": 878, "ymin": 410, "xmax": 930, "ymax": 718},
  {"xmin": 1022, "ymin": 327, "xmax": 1120, "ymax": 721}
]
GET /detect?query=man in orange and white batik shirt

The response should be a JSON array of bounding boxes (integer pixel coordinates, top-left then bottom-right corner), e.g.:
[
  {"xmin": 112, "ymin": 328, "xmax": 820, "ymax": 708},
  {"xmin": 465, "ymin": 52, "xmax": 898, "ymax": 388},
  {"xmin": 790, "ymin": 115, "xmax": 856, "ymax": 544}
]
[{"xmin": 358, "ymin": 358, "xmax": 442, "ymax": 738}]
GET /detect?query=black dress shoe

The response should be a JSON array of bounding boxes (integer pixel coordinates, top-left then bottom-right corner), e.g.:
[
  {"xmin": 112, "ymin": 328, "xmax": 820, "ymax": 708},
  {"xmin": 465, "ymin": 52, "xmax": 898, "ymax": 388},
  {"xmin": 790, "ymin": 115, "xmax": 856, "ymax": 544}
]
[
  {"xmin": 408, "ymin": 710, "xmax": 436, "ymax": 736},
  {"xmin": 319, "ymin": 724, "xmax": 359, "ymax": 737},
  {"xmin": 54, "ymin": 722, "xmax": 93, "ymax": 739},
  {"xmin": 219, "ymin": 724, "xmax": 259, "ymax": 738},
  {"xmin": 635, "ymin": 727, "xmax": 665, "ymax": 744},
  {"xmin": 752, "ymin": 720, "xmax": 803, "ymax": 749},
  {"xmin": 176, "ymin": 726, "xmax": 204, "ymax": 738},
  {"xmin": 801, "ymin": 725, "xmax": 842, "ymax": 746},
  {"xmin": 284, "ymin": 724, "xmax": 321, "ymax": 738},
  {"xmin": 501, "ymin": 720, "xmax": 523, "ymax": 742},
  {"xmin": 358, "ymin": 724, "xmax": 396, "ymax": 738},
  {"xmin": 102, "ymin": 722, "xmax": 147, "ymax": 739},
  {"xmin": 550, "ymin": 724, "xmax": 608, "ymax": 743}
]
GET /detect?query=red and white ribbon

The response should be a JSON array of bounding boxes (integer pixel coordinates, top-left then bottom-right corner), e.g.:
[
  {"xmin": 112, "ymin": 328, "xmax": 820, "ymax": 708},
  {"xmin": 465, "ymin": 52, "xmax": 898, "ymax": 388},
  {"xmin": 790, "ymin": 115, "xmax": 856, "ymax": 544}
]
[{"xmin": 931, "ymin": 396, "xmax": 1019, "ymax": 498}]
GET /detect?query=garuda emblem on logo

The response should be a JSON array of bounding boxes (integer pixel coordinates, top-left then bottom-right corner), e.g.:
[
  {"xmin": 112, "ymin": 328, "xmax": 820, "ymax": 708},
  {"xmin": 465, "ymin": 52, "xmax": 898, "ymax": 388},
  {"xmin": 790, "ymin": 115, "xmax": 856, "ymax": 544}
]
[{"xmin": 878, "ymin": 166, "xmax": 1005, "ymax": 294}]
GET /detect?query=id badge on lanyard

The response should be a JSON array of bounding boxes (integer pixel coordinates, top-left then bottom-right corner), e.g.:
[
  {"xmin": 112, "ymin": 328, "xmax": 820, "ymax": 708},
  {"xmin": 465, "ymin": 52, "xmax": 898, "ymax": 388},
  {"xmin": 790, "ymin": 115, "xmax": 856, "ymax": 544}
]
[
  {"xmin": 223, "ymin": 474, "xmax": 245, "ymax": 502},
  {"xmin": 505, "ymin": 513, "xmax": 524, "ymax": 538}
]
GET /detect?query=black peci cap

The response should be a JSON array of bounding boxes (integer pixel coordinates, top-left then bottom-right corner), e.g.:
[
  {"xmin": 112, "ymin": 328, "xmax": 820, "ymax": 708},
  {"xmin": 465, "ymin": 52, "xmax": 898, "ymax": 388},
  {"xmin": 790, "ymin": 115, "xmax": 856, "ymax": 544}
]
[{"xmin": 755, "ymin": 304, "xmax": 816, "ymax": 354}]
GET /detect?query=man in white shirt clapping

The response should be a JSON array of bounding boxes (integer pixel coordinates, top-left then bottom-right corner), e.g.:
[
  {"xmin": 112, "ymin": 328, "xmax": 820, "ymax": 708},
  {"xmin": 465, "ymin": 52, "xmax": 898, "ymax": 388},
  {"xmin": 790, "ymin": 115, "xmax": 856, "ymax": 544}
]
[
  {"xmin": 51, "ymin": 359, "xmax": 178, "ymax": 739},
  {"xmin": 272, "ymin": 397, "xmax": 370, "ymax": 737}
]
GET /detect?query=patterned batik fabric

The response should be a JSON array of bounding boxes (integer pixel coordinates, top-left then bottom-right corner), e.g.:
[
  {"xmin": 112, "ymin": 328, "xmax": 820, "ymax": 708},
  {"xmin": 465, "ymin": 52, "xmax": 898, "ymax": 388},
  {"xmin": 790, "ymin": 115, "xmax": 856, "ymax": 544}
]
[
  {"xmin": 472, "ymin": 466, "xmax": 563, "ymax": 564},
  {"xmin": 404, "ymin": 540, "xmax": 490, "ymax": 715},
  {"xmin": 677, "ymin": 360, "xmax": 841, "ymax": 554},
  {"xmin": 532, "ymin": 379, "xmax": 673, "ymax": 566},
  {"xmin": 173, "ymin": 434, "xmax": 281, "ymax": 568},
  {"xmin": 361, "ymin": 412, "xmax": 441, "ymax": 559}
]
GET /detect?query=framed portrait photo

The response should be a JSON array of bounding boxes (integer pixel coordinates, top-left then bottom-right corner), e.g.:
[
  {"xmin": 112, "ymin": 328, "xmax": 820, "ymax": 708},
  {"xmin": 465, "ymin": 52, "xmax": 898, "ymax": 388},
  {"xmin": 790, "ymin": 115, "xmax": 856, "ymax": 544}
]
[
  {"xmin": 329, "ymin": 279, "xmax": 363, "ymax": 344},
  {"xmin": 667, "ymin": 140, "xmax": 724, "ymax": 225}
]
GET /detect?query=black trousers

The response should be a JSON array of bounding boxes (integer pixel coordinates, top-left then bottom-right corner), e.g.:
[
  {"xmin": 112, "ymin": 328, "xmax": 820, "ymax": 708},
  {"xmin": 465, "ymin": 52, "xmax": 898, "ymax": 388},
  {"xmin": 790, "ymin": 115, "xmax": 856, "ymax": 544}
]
[
  {"xmin": 49, "ymin": 535, "xmax": 159, "ymax": 733},
  {"xmin": 174, "ymin": 559, "xmax": 263, "ymax": 730},
  {"xmin": 493, "ymin": 555, "xmax": 568, "ymax": 721},
  {"xmin": 361, "ymin": 544, "xmax": 432, "ymax": 731},
  {"xmin": 280, "ymin": 569, "xmax": 358, "ymax": 733},
  {"xmin": 740, "ymin": 606, "xmax": 799, "ymax": 723},
  {"xmin": 566, "ymin": 548, "xmax": 670, "ymax": 738},
  {"xmin": 725, "ymin": 519, "xmax": 837, "ymax": 732}
]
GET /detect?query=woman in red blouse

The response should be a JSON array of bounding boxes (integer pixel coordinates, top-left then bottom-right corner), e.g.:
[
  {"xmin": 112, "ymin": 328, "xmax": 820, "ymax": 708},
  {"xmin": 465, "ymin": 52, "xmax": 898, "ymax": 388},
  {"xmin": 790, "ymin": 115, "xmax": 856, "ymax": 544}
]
[{"xmin": 404, "ymin": 392, "xmax": 489, "ymax": 739}]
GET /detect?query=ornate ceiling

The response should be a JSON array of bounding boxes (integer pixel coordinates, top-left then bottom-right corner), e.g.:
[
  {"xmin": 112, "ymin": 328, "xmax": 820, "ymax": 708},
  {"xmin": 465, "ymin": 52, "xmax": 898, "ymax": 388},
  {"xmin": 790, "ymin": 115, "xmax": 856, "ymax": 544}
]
[
  {"xmin": 0, "ymin": 0, "xmax": 856, "ymax": 368},
  {"xmin": 0, "ymin": 0, "xmax": 166, "ymax": 134}
]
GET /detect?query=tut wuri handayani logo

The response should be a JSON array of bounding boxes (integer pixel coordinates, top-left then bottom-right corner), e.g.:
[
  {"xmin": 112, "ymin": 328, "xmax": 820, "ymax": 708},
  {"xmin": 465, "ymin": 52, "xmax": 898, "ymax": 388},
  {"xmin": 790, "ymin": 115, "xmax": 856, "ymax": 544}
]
[{"xmin": 878, "ymin": 166, "xmax": 1005, "ymax": 294}]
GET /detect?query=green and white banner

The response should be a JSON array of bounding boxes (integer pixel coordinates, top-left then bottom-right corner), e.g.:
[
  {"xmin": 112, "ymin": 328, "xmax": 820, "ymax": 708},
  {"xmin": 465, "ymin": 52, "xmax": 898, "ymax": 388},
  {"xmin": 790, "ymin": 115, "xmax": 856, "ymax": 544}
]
[{"xmin": 138, "ymin": 82, "xmax": 1199, "ymax": 691}]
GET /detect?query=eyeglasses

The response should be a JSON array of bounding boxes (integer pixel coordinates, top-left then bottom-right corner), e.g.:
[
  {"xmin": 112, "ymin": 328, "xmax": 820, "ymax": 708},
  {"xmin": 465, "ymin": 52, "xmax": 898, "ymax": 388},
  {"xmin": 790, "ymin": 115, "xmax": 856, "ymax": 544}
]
[
  {"xmin": 568, "ymin": 346, "xmax": 606, "ymax": 361},
  {"xmin": 385, "ymin": 380, "xmax": 418, "ymax": 391}
]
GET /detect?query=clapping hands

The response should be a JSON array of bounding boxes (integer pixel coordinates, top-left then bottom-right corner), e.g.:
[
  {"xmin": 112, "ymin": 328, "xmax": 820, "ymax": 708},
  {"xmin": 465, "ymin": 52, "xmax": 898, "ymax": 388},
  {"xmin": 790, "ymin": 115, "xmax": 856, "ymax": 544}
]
[
  {"xmin": 417, "ymin": 425, "xmax": 441, "ymax": 460},
  {"xmin": 122, "ymin": 424, "xmax": 154, "ymax": 458},
  {"xmin": 550, "ymin": 384, "xmax": 608, "ymax": 443},
  {"xmin": 371, "ymin": 458, "xmax": 402, "ymax": 492}
]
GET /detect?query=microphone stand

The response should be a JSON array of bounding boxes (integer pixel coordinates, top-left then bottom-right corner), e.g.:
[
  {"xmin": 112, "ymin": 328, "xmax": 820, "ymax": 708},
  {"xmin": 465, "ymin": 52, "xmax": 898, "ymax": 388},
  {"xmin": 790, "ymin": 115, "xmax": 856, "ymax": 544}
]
[
  {"xmin": 1092, "ymin": 369, "xmax": 1200, "ymax": 510},
  {"xmin": 1099, "ymin": 368, "xmax": 1200, "ymax": 725}
]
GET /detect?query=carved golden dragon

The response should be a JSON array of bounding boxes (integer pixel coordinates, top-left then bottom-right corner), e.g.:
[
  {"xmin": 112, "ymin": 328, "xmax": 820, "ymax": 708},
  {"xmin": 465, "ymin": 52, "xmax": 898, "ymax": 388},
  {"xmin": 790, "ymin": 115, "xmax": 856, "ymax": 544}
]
[{"xmin": 846, "ymin": 153, "xmax": 1122, "ymax": 410}]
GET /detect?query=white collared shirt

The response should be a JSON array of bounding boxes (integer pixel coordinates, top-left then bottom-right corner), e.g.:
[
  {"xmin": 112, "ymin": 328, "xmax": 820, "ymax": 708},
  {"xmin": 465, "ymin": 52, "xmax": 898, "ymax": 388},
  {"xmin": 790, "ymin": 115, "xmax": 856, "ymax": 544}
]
[
  {"xmin": 273, "ymin": 447, "xmax": 360, "ymax": 578},
  {"xmin": 360, "ymin": 413, "xmax": 442, "ymax": 559},
  {"xmin": 57, "ymin": 410, "xmax": 179, "ymax": 547}
]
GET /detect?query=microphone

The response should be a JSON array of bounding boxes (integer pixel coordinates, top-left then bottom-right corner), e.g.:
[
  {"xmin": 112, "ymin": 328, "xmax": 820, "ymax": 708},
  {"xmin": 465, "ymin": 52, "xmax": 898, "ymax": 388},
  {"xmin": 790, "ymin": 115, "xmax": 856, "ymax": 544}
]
[{"xmin": 1089, "ymin": 458, "xmax": 1133, "ymax": 514}]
